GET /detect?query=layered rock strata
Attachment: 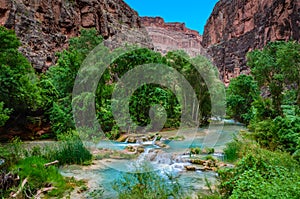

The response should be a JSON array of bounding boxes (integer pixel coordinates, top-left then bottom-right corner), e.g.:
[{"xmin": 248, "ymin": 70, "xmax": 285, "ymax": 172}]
[
  {"xmin": 141, "ymin": 16, "xmax": 207, "ymax": 57},
  {"xmin": 202, "ymin": 0, "xmax": 300, "ymax": 84},
  {"xmin": 0, "ymin": 0, "xmax": 153, "ymax": 71}
]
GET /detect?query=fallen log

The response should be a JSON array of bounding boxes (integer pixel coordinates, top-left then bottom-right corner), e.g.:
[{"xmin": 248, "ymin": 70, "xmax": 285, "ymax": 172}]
[
  {"xmin": 11, "ymin": 177, "xmax": 28, "ymax": 198},
  {"xmin": 34, "ymin": 186, "xmax": 56, "ymax": 198},
  {"xmin": 44, "ymin": 160, "xmax": 59, "ymax": 167}
]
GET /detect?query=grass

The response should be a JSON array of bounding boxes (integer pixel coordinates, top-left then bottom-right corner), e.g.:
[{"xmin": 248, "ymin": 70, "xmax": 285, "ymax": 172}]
[
  {"xmin": 112, "ymin": 162, "xmax": 183, "ymax": 199},
  {"xmin": 169, "ymin": 135, "xmax": 185, "ymax": 141},
  {"xmin": 47, "ymin": 138, "xmax": 92, "ymax": 165},
  {"xmin": 9, "ymin": 156, "xmax": 84, "ymax": 198},
  {"xmin": 0, "ymin": 133, "xmax": 92, "ymax": 198}
]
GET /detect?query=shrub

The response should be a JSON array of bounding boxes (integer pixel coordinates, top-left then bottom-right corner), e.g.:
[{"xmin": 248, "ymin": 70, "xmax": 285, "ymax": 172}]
[
  {"xmin": 204, "ymin": 147, "xmax": 215, "ymax": 154},
  {"xmin": 218, "ymin": 144, "xmax": 300, "ymax": 198},
  {"xmin": 223, "ymin": 138, "xmax": 243, "ymax": 162},
  {"xmin": 190, "ymin": 147, "xmax": 201, "ymax": 154},
  {"xmin": 229, "ymin": 168, "xmax": 300, "ymax": 199},
  {"xmin": 0, "ymin": 26, "xmax": 43, "ymax": 115},
  {"xmin": 252, "ymin": 115, "xmax": 300, "ymax": 153},
  {"xmin": 0, "ymin": 137, "xmax": 24, "ymax": 170},
  {"xmin": 0, "ymin": 102, "xmax": 11, "ymax": 127},
  {"xmin": 45, "ymin": 134, "xmax": 92, "ymax": 165}
]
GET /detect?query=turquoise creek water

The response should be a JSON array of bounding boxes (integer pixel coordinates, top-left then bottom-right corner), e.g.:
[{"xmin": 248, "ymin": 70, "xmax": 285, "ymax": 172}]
[{"xmin": 60, "ymin": 124, "xmax": 245, "ymax": 198}]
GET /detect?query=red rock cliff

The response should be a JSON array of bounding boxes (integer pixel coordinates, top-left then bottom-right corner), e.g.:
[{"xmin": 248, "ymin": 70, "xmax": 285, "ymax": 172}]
[
  {"xmin": 202, "ymin": 0, "xmax": 300, "ymax": 84},
  {"xmin": 141, "ymin": 16, "xmax": 207, "ymax": 57},
  {"xmin": 0, "ymin": 0, "xmax": 153, "ymax": 71}
]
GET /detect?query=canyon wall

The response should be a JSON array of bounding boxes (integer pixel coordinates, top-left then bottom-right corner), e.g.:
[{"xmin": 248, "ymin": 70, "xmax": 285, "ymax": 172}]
[
  {"xmin": 202, "ymin": 0, "xmax": 300, "ymax": 85},
  {"xmin": 141, "ymin": 17, "xmax": 207, "ymax": 57},
  {"xmin": 0, "ymin": 0, "xmax": 153, "ymax": 71},
  {"xmin": 1, "ymin": 0, "xmax": 299, "ymax": 82}
]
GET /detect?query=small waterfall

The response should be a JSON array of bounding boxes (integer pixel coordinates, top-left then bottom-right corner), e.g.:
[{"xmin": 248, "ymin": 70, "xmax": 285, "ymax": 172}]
[
  {"xmin": 152, "ymin": 135, "xmax": 158, "ymax": 145},
  {"xmin": 124, "ymin": 137, "xmax": 129, "ymax": 143},
  {"xmin": 142, "ymin": 135, "xmax": 158, "ymax": 145},
  {"xmin": 136, "ymin": 148, "xmax": 152, "ymax": 164}
]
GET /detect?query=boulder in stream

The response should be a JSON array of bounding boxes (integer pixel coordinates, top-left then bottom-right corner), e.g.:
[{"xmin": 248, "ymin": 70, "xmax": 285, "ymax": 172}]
[
  {"xmin": 116, "ymin": 134, "xmax": 129, "ymax": 142},
  {"xmin": 185, "ymin": 165, "xmax": 196, "ymax": 171}
]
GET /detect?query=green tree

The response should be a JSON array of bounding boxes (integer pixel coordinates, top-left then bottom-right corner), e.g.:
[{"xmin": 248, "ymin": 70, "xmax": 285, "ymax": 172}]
[
  {"xmin": 166, "ymin": 51, "xmax": 225, "ymax": 125},
  {"xmin": 0, "ymin": 26, "xmax": 42, "ymax": 125},
  {"xmin": 103, "ymin": 48, "xmax": 173, "ymax": 132},
  {"xmin": 40, "ymin": 28, "xmax": 103, "ymax": 135},
  {"xmin": 247, "ymin": 41, "xmax": 300, "ymax": 152},
  {"xmin": 247, "ymin": 41, "xmax": 300, "ymax": 114},
  {"xmin": 226, "ymin": 75, "xmax": 259, "ymax": 124}
]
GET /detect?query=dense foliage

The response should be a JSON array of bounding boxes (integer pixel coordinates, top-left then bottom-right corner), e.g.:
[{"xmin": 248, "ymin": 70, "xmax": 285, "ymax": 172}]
[
  {"xmin": 226, "ymin": 41, "xmax": 300, "ymax": 155},
  {"xmin": 220, "ymin": 141, "xmax": 300, "ymax": 199},
  {"xmin": 248, "ymin": 41, "xmax": 300, "ymax": 154},
  {"xmin": 0, "ymin": 136, "xmax": 91, "ymax": 198},
  {"xmin": 40, "ymin": 28, "xmax": 103, "ymax": 136},
  {"xmin": 247, "ymin": 41, "xmax": 300, "ymax": 114},
  {"xmin": 221, "ymin": 41, "xmax": 300, "ymax": 198},
  {"xmin": 0, "ymin": 26, "xmax": 223, "ymax": 197},
  {"xmin": 0, "ymin": 27, "xmax": 43, "ymax": 128},
  {"xmin": 41, "ymin": 29, "xmax": 222, "ymax": 137},
  {"xmin": 226, "ymin": 75, "xmax": 259, "ymax": 124}
]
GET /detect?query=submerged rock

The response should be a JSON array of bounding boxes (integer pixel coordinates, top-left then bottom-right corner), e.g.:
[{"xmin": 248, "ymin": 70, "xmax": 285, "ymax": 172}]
[
  {"xmin": 185, "ymin": 165, "xmax": 196, "ymax": 171},
  {"xmin": 127, "ymin": 137, "xmax": 136, "ymax": 143},
  {"xmin": 136, "ymin": 146, "xmax": 145, "ymax": 153}
]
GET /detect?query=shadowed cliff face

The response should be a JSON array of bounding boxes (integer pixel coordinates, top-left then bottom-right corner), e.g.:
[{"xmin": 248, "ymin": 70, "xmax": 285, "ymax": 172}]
[
  {"xmin": 202, "ymin": 0, "xmax": 300, "ymax": 84},
  {"xmin": 141, "ymin": 17, "xmax": 207, "ymax": 58},
  {"xmin": 1, "ymin": 0, "xmax": 299, "ymax": 82},
  {"xmin": 0, "ymin": 0, "xmax": 153, "ymax": 71}
]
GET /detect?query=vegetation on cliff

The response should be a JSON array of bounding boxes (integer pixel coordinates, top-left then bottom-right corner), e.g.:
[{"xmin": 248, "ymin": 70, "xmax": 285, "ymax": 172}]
[{"xmin": 221, "ymin": 40, "xmax": 300, "ymax": 198}]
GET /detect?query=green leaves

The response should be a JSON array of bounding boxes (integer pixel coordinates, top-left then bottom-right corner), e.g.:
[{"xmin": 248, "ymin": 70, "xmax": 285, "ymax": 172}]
[
  {"xmin": 0, "ymin": 26, "xmax": 21, "ymax": 51},
  {"xmin": 0, "ymin": 102, "xmax": 11, "ymax": 127},
  {"xmin": 223, "ymin": 40, "xmax": 300, "ymax": 199},
  {"xmin": 0, "ymin": 26, "xmax": 42, "ymax": 122},
  {"xmin": 219, "ymin": 145, "xmax": 300, "ymax": 199},
  {"xmin": 226, "ymin": 75, "xmax": 259, "ymax": 124},
  {"xmin": 41, "ymin": 28, "xmax": 103, "ymax": 136},
  {"xmin": 247, "ymin": 41, "xmax": 300, "ymax": 112},
  {"xmin": 243, "ymin": 41, "xmax": 300, "ymax": 154},
  {"xmin": 69, "ymin": 28, "xmax": 103, "ymax": 58}
]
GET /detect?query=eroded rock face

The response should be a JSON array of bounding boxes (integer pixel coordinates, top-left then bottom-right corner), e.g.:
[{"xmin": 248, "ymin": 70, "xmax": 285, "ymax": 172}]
[
  {"xmin": 202, "ymin": 0, "xmax": 300, "ymax": 84},
  {"xmin": 0, "ymin": 0, "xmax": 153, "ymax": 71},
  {"xmin": 141, "ymin": 16, "xmax": 207, "ymax": 57}
]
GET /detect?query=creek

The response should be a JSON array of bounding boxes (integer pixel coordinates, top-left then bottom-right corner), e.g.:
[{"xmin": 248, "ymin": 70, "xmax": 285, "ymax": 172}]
[{"xmin": 60, "ymin": 123, "xmax": 245, "ymax": 198}]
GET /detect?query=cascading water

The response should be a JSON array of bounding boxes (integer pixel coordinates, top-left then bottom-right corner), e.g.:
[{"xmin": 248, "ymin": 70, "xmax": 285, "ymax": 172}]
[
  {"xmin": 60, "ymin": 124, "xmax": 245, "ymax": 198},
  {"xmin": 124, "ymin": 137, "xmax": 129, "ymax": 143},
  {"xmin": 141, "ymin": 135, "xmax": 158, "ymax": 145}
]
